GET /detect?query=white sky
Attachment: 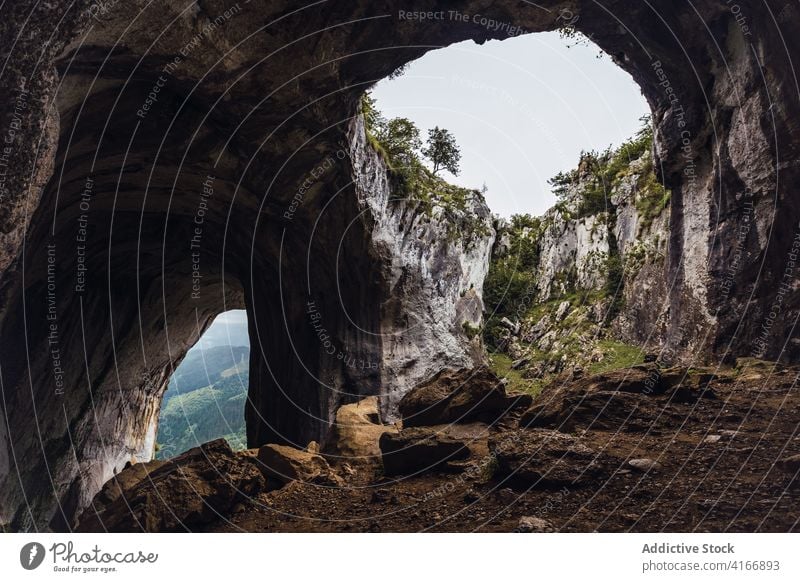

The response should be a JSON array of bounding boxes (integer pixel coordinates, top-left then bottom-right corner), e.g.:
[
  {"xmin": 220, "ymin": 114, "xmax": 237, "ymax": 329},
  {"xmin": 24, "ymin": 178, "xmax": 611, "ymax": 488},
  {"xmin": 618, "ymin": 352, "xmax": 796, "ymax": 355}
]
[
  {"xmin": 195, "ymin": 309, "xmax": 249, "ymax": 349},
  {"xmin": 370, "ymin": 32, "xmax": 650, "ymax": 217}
]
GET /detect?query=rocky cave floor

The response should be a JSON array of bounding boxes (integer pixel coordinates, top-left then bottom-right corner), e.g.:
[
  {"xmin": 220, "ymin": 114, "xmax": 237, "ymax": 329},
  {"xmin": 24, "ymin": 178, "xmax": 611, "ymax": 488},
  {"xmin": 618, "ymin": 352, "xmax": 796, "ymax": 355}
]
[{"xmin": 77, "ymin": 360, "xmax": 800, "ymax": 533}]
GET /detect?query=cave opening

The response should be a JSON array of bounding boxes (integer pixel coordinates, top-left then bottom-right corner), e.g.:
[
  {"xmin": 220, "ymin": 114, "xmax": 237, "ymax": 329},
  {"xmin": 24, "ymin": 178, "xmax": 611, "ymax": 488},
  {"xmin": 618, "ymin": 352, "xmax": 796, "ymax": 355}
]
[
  {"xmin": 364, "ymin": 31, "xmax": 655, "ymax": 393},
  {"xmin": 155, "ymin": 310, "xmax": 250, "ymax": 459},
  {"xmin": 369, "ymin": 31, "xmax": 651, "ymax": 217}
]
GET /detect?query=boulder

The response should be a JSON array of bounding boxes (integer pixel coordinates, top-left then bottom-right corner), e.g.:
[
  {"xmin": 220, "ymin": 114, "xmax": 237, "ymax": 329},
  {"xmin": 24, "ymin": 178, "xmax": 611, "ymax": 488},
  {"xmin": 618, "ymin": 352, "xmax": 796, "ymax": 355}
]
[
  {"xmin": 328, "ymin": 396, "xmax": 397, "ymax": 460},
  {"xmin": 379, "ymin": 428, "xmax": 470, "ymax": 476},
  {"xmin": 517, "ymin": 516, "xmax": 555, "ymax": 533},
  {"xmin": 88, "ymin": 459, "xmax": 166, "ymax": 510},
  {"xmin": 256, "ymin": 444, "xmax": 342, "ymax": 486},
  {"xmin": 511, "ymin": 357, "xmax": 530, "ymax": 370},
  {"xmin": 500, "ymin": 317, "xmax": 520, "ymax": 335},
  {"xmin": 659, "ymin": 367, "xmax": 717, "ymax": 401},
  {"xmin": 522, "ymin": 314, "xmax": 551, "ymax": 343},
  {"xmin": 628, "ymin": 458, "xmax": 661, "ymax": 472},
  {"xmin": 489, "ymin": 429, "xmax": 610, "ymax": 488},
  {"xmin": 399, "ymin": 366, "xmax": 532, "ymax": 427},
  {"xmin": 518, "ymin": 366, "xmax": 718, "ymax": 432},
  {"xmin": 76, "ymin": 439, "xmax": 265, "ymax": 532}
]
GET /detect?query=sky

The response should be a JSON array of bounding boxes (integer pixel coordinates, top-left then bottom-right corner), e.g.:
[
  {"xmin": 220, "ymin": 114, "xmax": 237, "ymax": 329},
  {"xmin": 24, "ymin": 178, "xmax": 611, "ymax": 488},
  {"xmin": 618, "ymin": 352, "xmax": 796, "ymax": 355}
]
[
  {"xmin": 194, "ymin": 309, "xmax": 249, "ymax": 349},
  {"xmin": 370, "ymin": 32, "xmax": 650, "ymax": 217}
]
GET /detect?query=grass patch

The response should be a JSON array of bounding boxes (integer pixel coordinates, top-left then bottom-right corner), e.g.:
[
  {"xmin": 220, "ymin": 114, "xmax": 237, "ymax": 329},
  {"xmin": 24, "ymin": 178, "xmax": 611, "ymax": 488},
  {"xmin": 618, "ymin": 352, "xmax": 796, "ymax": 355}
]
[
  {"xmin": 587, "ymin": 340, "xmax": 645, "ymax": 374},
  {"xmin": 488, "ymin": 352, "xmax": 546, "ymax": 397}
]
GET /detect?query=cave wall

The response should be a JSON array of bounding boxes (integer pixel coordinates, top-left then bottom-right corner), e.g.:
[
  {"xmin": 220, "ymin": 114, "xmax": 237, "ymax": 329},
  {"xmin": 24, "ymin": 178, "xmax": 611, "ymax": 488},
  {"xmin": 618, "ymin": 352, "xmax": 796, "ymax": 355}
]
[{"xmin": 1, "ymin": 0, "xmax": 799, "ymax": 530}]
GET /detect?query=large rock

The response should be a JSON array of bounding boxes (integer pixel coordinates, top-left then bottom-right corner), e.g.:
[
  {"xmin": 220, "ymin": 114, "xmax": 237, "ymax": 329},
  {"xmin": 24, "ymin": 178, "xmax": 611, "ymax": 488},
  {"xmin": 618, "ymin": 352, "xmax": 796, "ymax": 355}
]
[
  {"xmin": 86, "ymin": 459, "xmax": 166, "ymax": 511},
  {"xmin": 379, "ymin": 428, "xmax": 470, "ymax": 476},
  {"xmin": 327, "ymin": 396, "xmax": 397, "ymax": 461},
  {"xmin": 256, "ymin": 444, "xmax": 342, "ymax": 486},
  {"xmin": 76, "ymin": 440, "xmax": 264, "ymax": 532},
  {"xmin": 399, "ymin": 366, "xmax": 532, "ymax": 427},
  {"xmin": 489, "ymin": 429, "xmax": 610, "ymax": 488},
  {"xmin": 520, "ymin": 366, "xmax": 717, "ymax": 432}
]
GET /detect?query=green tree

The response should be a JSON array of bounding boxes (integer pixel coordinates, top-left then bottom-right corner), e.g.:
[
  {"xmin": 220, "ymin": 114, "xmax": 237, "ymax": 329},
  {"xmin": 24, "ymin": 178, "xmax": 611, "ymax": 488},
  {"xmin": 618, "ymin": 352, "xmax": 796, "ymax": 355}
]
[
  {"xmin": 377, "ymin": 117, "xmax": 421, "ymax": 167},
  {"xmin": 423, "ymin": 126, "xmax": 461, "ymax": 175},
  {"xmin": 360, "ymin": 92, "xmax": 384, "ymax": 132}
]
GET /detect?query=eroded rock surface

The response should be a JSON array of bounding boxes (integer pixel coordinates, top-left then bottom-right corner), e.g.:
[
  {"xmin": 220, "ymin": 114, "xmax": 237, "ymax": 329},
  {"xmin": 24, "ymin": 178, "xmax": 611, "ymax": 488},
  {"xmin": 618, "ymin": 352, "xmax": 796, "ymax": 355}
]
[
  {"xmin": 256, "ymin": 443, "xmax": 342, "ymax": 487},
  {"xmin": 399, "ymin": 366, "xmax": 531, "ymax": 427},
  {"xmin": 69, "ymin": 362, "xmax": 800, "ymax": 532},
  {"xmin": 327, "ymin": 396, "xmax": 397, "ymax": 461},
  {"xmin": 77, "ymin": 440, "xmax": 264, "ymax": 532}
]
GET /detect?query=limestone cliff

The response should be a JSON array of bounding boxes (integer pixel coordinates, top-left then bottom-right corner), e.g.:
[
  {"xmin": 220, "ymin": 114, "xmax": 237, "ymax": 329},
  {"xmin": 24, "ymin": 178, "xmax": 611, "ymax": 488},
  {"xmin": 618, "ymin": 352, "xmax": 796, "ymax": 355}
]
[
  {"xmin": 348, "ymin": 116, "xmax": 494, "ymax": 420},
  {"xmin": 485, "ymin": 134, "xmax": 673, "ymax": 386}
]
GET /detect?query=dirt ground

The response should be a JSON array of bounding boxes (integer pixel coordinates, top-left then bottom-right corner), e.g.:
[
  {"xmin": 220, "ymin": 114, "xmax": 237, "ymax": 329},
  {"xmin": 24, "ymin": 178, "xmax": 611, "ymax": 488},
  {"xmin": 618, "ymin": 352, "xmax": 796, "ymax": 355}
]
[{"xmin": 205, "ymin": 362, "xmax": 800, "ymax": 533}]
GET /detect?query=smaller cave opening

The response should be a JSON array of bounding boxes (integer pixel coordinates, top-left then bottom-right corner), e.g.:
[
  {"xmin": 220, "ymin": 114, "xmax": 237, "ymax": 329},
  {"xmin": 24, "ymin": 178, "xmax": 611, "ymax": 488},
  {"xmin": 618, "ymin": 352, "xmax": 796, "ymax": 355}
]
[{"xmin": 155, "ymin": 310, "xmax": 250, "ymax": 459}]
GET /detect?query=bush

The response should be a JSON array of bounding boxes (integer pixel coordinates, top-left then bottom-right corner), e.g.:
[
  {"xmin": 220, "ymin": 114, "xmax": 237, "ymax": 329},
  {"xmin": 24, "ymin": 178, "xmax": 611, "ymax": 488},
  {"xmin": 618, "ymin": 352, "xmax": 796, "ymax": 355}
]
[{"xmin": 482, "ymin": 214, "xmax": 542, "ymax": 332}]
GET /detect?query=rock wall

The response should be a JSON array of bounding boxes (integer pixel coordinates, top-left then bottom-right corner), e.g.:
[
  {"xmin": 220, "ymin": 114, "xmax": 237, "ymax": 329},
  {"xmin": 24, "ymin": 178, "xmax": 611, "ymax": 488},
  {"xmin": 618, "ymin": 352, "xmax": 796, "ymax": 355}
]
[
  {"xmin": 490, "ymin": 148, "xmax": 671, "ymax": 359},
  {"xmin": 348, "ymin": 116, "xmax": 494, "ymax": 420}
]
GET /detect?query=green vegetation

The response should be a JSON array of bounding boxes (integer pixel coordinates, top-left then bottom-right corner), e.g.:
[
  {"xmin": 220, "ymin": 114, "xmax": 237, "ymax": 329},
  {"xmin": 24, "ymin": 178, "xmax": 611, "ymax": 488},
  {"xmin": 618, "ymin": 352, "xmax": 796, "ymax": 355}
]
[
  {"xmin": 360, "ymin": 92, "xmax": 490, "ymax": 242},
  {"xmin": 462, "ymin": 321, "xmax": 481, "ymax": 340},
  {"xmin": 376, "ymin": 117, "xmax": 422, "ymax": 168},
  {"xmin": 482, "ymin": 214, "xmax": 543, "ymax": 341},
  {"xmin": 165, "ymin": 345, "xmax": 248, "ymax": 396},
  {"xmin": 548, "ymin": 116, "xmax": 667, "ymax": 221},
  {"xmin": 488, "ymin": 352, "xmax": 546, "ymax": 397},
  {"xmin": 479, "ymin": 117, "xmax": 671, "ymax": 399},
  {"xmin": 487, "ymin": 299, "xmax": 646, "ymax": 395},
  {"xmin": 635, "ymin": 155, "xmax": 671, "ymax": 233},
  {"xmin": 587, "ymin": 340, "xmax": 646, "ymax": 374},
  {"xmin": 157, "ymin": 345, "xmax": 249, "ymax": 459},
  {"xmin": 423, "ymin": 126, "xmax": 461, "ymax": 175},
  {"xmin": 157, "ymin": 374, "xmax": 248, "ymax": 459}
]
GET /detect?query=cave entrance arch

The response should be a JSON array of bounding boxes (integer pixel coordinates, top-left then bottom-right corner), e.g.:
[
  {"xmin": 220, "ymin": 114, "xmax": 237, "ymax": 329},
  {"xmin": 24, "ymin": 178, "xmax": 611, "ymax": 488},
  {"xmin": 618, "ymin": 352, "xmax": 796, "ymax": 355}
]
[{"xmin": 0, "ymin": 0, "xmax": 793, "ymax": 532}]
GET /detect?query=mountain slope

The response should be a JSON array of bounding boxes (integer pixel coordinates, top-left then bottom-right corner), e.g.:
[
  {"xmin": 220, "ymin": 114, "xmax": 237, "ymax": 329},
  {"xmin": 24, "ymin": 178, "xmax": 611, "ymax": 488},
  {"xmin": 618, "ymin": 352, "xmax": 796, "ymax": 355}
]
[{"xmin": 156, "ymin": 345, "xmax": 250, "ymax": 458}]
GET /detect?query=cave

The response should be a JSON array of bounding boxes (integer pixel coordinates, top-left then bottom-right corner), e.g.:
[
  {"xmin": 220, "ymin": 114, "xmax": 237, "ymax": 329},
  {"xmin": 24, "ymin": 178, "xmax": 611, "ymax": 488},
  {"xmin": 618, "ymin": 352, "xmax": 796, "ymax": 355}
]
[{"xmin": 1, "ymin": 0, "xmax": 798, "ymax": 532}]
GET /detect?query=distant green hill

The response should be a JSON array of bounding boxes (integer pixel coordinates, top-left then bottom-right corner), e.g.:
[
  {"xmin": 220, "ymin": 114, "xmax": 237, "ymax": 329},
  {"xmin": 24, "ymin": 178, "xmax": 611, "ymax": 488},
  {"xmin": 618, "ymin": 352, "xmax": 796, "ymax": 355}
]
[
  {"xmin": 156, "ymin": 345, "xmax": 249, "ymax": 459},
  {"xmin": 164, "ymin": 345, "xmax": 249, "ymax": 400}
]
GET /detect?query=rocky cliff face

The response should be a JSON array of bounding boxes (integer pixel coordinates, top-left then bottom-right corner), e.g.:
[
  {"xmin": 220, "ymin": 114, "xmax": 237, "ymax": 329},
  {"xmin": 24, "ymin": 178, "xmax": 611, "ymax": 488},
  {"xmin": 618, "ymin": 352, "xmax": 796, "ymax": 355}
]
[
  {"xmin": 485, "ymin": 143, "xmax": 673, "ymax": 385},
  {"xmin": 348, "ymin": 116, "xmax": 494, "ymax": 420},
  {"xmin": 1, "ymin": 0, "xmax": 799, "ymax": 531},
  {"xmin": 535, "ymin": 152, "xmax": 671, "ymax": 348}
]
